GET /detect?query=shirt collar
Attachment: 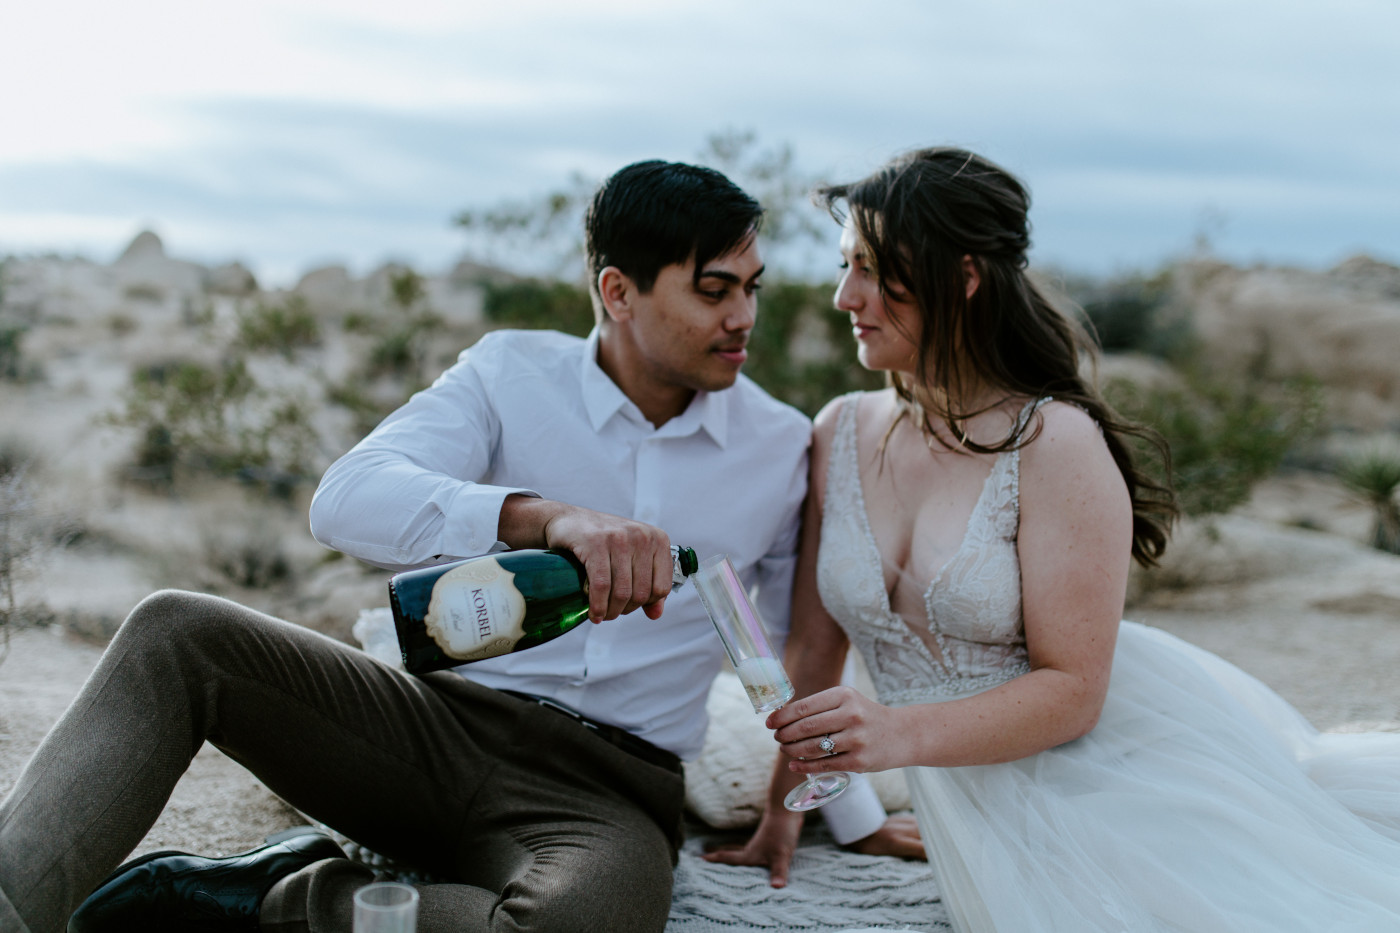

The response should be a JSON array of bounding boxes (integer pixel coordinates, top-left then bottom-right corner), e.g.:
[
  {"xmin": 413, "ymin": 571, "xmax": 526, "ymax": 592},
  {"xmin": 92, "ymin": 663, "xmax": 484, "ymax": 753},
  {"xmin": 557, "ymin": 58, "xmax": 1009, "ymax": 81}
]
[{"xmin": 580, "ymin": 328, "xmax": 729, "ymax": 448}]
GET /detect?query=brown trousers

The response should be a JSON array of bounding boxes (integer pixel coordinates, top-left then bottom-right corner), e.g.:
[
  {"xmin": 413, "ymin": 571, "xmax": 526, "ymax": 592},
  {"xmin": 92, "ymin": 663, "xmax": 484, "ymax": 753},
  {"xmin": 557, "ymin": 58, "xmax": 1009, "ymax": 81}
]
[{"xmin": 0, "ymin": 590, "xmax": 685, "ymax": 933}]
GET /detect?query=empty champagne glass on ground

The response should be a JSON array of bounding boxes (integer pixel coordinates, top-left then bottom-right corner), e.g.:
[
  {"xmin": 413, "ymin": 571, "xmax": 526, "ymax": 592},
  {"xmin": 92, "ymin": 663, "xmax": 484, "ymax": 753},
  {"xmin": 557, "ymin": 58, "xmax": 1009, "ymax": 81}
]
[
  {"xmin": 691, "ymin": 553, "xmax": 851, "ymax": 811},
  {"xmin": 354, "ymin": 881, "xmax": 419, "ymax": 933}
]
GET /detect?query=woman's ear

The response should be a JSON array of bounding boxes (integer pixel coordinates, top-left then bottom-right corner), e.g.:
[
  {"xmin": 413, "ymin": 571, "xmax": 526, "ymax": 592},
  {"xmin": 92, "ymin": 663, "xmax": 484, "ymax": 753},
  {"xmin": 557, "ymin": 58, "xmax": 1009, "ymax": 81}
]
[
  {"xmin": 597, "ymin": 266, "xmax": 634, "ymax": 323},
  {"xmin": 962, "ymin": 255, "xmax": 981, "ymax": 301}
]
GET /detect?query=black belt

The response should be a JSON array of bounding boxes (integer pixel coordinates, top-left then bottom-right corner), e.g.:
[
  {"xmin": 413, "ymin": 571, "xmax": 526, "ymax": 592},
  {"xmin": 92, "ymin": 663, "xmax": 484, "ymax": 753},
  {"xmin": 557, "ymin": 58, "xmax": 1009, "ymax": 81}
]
[{"xmin": 501, "ymin": 690, "xmax": 681, "ymax": 773}]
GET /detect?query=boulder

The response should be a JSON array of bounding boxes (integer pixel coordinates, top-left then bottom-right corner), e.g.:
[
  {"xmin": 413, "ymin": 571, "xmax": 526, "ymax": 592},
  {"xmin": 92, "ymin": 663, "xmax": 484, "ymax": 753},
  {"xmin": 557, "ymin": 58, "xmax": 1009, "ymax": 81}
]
[
  {"xmin": 112, "ymin": 229, "xmax": 208, "ymax": 299},
  {"xmin": 1177, "ymin": 257, "xmax": 1400, "ymax": 429},
  {"xmin": 207, "ymin": 262, "xmax": 259, "ymax": 296},
  {"xmin": 294, "ymin": 265, "xmax": 357, "ymax": 313}
]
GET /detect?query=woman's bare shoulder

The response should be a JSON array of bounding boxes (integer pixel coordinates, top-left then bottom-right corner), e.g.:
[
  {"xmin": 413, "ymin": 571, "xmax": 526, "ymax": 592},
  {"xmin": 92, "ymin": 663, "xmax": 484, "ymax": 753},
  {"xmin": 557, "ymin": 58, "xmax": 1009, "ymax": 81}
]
[
  {"xmin": 813, "ymin": 388, "xmax": 895, "ymax": 449},
  {"xmin": 1020, "ymin": 399, "xmax": 1127, "ymax": 506},
  {"xmin": 1029, "ymin": 398, "xmax": 1102, "ymax": 444}
]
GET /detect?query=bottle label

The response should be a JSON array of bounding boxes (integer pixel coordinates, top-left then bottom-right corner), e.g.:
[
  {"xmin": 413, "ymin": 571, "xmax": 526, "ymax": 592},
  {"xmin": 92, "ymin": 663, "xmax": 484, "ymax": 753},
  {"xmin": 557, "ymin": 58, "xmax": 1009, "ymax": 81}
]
[{"xmin": 424, "ymin": 557, "xmax": 527, "ymax": 661}]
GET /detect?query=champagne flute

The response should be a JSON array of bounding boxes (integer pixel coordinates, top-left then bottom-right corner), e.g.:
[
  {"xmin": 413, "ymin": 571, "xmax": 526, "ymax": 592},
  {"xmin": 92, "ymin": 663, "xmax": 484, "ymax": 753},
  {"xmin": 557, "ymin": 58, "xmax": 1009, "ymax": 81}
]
[{"xmin": 690, "ymin": 553, "xmax": 851, "ymax": 811}]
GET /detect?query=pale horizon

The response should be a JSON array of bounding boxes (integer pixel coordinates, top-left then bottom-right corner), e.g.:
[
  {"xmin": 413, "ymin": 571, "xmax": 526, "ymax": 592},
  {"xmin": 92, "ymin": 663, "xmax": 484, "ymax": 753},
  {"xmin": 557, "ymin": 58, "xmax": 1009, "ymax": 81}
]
[{"xmin": 3, "ymin": 0, "xmax": 1397, "ymax": 288}]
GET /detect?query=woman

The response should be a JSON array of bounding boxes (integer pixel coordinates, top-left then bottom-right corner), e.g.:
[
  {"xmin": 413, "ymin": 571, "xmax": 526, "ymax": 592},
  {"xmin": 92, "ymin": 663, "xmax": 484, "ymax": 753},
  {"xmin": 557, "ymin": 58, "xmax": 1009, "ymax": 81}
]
[{"xmin": 706, "ymin": 148, "xmax": 1400, "ymax": 931}]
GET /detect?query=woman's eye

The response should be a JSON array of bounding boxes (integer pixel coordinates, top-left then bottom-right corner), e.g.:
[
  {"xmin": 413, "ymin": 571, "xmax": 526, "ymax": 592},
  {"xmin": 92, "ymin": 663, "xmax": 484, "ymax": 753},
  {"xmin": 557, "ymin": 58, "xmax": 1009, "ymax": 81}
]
[
  {"xmin": 702, "ymin": 289, "xmax": 727, "ymax": 301},
  {"xmin": 838, "ymin": 261, "xmax": 850, "ymax": 271}
]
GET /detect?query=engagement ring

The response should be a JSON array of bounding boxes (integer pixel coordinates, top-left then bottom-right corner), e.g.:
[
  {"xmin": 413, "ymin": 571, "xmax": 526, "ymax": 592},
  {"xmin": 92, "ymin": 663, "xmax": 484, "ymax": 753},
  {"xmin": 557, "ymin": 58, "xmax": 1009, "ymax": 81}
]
[{"xmin": 818, "ymin": 734, "xmax": 836, "ymax": 755}]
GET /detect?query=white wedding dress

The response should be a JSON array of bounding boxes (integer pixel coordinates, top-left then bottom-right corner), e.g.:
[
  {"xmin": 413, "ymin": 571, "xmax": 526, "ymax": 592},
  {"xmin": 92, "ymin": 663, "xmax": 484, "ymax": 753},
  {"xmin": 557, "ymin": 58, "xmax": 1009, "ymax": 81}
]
[{"xmin": 819, "ymin": 396, "xmax": 1400, "ymax": 932}]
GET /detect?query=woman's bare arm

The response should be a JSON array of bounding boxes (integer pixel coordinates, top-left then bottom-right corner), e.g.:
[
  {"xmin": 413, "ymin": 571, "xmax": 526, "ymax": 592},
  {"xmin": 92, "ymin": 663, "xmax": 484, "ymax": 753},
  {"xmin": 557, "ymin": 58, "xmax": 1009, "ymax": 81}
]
[{"xmin": 768, "ymin": 401, "xmax": 1132, "ymax": 772}]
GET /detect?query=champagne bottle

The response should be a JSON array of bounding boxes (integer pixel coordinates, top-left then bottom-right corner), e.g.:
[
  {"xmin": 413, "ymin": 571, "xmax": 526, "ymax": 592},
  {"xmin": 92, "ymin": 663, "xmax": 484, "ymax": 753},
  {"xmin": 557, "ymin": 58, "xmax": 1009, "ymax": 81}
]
[{"xmin": 388, "ymin": 545, "xmax": 700, "ymax": 674}]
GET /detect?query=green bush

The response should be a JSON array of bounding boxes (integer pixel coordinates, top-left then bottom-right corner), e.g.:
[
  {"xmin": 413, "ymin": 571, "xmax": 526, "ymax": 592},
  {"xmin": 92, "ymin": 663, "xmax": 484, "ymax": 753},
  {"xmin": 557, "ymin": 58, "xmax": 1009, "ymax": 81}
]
[
  {"xmin": 0, "ymin": 327, "xmax": 26, "ymax": 381},
  {"xmin": 0, "ymin": 443, "xmax": 41, "ymax": 656},
  {"xmin": 482, "ymin": 279, "xmax": 594, "ymax": 335},
  {"xmin": 1063, "ymin": 269, "xmax": 1191, "ymax": 360},
  {"xmin": 107, "ymin": 357, "xmax": 318, "ymax": 493},
  {"xmin": 201, "ymin": 522, "xmax": 294, "ymax": 589},
  {"xmin": 389, "ymin": 268, "xmax": 427, "ymax": 310},
  {"xmin": 1106, "ymin": 370, "xmax": 1321, "ymax": 517},
  {"xmin": 1337, "ymin": 444, "xmax": 1400, "ymax": 553},
  {"xmin": 236, "ymin": 295, "xmax": 321, "ymax": 357},
  {"xmin": 325, "ymin": 378, "xmax": 404, "ymax": 439},
  {"xmin": 322, "ymin": 266, "xmax": 444, "ymax": 432},
  {"xmin": 744, "ymin": 281, "xmax": 882, "ymax": 417}
]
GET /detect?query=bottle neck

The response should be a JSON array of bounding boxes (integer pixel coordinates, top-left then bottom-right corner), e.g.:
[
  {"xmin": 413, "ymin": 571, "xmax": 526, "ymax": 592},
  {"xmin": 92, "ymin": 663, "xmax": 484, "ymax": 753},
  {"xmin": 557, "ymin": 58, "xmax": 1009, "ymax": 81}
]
[{"xmin": 670, "ymin": 545, "xmax": 699, "ymax": 587}]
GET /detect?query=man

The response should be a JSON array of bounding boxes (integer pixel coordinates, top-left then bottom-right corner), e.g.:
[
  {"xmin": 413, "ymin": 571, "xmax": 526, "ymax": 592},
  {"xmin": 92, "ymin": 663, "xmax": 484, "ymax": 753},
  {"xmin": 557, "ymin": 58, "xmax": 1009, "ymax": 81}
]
[{"xmin": 0, "ymin": 160, "xmax": 915, "ymax": 933}]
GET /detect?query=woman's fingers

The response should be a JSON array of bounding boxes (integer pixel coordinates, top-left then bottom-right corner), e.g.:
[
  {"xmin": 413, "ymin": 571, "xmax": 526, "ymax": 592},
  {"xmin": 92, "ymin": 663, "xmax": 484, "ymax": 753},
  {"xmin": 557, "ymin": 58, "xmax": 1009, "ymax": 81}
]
[
  {"xmin": 766, "ymin": 685, "xmax": 855, "ymax": 729},
  {"xmin": 769, "ymin": 687, "xmax": 898, "ymax": 773}
]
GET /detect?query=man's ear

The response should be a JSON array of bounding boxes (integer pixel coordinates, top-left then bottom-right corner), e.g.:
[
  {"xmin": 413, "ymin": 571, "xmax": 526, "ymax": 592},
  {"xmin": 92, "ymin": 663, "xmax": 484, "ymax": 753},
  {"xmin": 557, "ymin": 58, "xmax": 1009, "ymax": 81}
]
[
  {"xmin": 962, "ymin": 255, "xmax": 981, "ymax": 301},
  {"xmin": 597, "ymin": 266, "xmax": 635, "ymax": 323}
]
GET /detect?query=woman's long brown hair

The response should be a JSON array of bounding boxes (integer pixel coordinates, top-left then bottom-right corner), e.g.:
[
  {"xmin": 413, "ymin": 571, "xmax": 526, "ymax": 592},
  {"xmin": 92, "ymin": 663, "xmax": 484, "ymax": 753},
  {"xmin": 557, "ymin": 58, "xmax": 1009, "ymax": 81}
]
[{"xmin": 817, "ymin": 147, "xmax": 1177, "ymax": 567}]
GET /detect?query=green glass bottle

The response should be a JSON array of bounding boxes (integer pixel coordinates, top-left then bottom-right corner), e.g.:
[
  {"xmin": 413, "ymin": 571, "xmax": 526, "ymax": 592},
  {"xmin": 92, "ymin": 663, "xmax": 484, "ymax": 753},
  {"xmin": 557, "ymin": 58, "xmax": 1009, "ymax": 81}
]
[{"xmin": 389, "ymin": 545, "xmax": 700, "ymax": 674}]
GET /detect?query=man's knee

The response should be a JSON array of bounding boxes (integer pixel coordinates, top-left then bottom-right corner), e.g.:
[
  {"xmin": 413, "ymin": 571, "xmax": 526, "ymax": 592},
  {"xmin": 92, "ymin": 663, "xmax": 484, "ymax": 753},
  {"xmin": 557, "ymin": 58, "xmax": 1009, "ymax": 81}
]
[
  {"xmin": 494, "ymin": 829, "xmax": 674, "ymax": 933},
  {"xmin": 116, "ymin": 588, "xmax": 261, "ymax": 658}
]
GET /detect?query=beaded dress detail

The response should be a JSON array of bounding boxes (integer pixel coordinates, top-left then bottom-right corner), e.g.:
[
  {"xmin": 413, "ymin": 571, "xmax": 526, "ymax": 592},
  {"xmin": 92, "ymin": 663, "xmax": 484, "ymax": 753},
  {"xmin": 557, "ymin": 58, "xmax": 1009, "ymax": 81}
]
[{"xmin": 817, "ymin": 395, "xmax": 1032, "ymax": 707}]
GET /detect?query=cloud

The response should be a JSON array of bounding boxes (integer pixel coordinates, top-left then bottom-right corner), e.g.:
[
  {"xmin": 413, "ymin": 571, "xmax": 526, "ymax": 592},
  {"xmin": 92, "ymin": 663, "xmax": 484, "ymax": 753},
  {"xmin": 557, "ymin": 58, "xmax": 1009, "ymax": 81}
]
[{"xmin": 1, "ymin": 0, "xmax": 1397, "ymax": 282}]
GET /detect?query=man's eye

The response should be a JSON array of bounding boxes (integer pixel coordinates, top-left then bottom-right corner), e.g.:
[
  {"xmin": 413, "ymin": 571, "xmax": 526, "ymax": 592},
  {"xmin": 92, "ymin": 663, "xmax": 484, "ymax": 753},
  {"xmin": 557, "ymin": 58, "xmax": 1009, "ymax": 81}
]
[
  {"xmin": 747, "ymin": 283, "xmax": 763, "ymax": 295},
  {"xmin": 702, "ymin": 289, "xmax": 727, "ymax": 301}
]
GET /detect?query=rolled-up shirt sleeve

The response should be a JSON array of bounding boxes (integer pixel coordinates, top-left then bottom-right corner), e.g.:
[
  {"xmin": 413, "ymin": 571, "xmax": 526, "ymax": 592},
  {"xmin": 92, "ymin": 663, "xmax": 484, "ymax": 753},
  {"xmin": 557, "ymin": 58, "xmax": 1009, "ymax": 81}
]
[{"xmin": 308, "ymin": 344, "xmax": 537, "ymax": 571}]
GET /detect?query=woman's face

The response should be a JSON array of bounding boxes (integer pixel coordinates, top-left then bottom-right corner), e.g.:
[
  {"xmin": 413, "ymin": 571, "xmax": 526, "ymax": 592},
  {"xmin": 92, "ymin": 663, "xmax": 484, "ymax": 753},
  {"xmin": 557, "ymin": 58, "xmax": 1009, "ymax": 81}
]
[{"xmin": 835, "ymin": 217, "xmax": 922, "ymax": 375}]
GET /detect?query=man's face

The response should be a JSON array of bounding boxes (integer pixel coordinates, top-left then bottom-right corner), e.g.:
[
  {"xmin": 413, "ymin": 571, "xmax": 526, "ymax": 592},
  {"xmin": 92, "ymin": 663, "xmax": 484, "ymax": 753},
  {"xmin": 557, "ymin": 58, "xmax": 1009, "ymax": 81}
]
[{"xmin": 625, "ymin": 236, "xmax": 765, "ymax": 394}]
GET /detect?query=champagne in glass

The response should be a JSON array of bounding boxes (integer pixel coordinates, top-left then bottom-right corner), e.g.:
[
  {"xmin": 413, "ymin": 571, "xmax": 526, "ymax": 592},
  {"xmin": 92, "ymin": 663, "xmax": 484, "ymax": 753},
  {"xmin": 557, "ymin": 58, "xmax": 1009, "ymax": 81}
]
[{"xmin": 690, "ymin": 553, "xmax": 851, "ymax": 811}]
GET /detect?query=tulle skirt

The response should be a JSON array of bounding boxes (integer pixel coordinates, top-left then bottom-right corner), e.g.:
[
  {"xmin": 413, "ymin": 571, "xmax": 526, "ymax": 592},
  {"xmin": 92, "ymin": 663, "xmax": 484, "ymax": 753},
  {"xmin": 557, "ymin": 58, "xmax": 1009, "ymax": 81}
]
[{"xmin": 905, "ymin": 621, "xmax": 1400, "ymax": 933}]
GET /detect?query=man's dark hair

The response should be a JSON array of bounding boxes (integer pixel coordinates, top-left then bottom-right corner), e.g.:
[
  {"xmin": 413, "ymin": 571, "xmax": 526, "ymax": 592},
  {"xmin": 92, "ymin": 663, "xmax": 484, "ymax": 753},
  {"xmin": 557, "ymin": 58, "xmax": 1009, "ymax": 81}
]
[{"xmin": 584, "ymin": 160, "xmax": 763, "ymax": 302}]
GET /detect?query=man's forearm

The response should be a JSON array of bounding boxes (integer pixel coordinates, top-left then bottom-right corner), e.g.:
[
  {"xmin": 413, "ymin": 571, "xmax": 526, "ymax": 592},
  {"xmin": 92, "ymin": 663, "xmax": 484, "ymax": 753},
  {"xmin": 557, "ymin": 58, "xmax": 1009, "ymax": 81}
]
[{"xmin": 496, "ymin": 494, "xmax": 571, "ymax": 550}]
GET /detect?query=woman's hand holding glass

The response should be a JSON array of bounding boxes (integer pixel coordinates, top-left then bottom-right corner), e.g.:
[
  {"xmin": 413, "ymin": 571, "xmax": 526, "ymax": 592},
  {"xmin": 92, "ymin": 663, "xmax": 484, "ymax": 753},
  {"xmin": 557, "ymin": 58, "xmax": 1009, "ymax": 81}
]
[
  {"xmin": 690, "ymin": 554, "xmax": 852, "ymax": 812},
  {"xmin": 766, "ymin": 682, "xmax": 909, "ymax": 777}
]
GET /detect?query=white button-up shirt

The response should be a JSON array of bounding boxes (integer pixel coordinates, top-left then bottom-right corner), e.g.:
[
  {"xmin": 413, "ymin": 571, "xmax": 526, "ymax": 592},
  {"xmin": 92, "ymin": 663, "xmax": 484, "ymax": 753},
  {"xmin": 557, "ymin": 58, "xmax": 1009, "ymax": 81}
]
[{"xmin": 310, "ymin": 327, "xmax": 884, "ymax": 840}]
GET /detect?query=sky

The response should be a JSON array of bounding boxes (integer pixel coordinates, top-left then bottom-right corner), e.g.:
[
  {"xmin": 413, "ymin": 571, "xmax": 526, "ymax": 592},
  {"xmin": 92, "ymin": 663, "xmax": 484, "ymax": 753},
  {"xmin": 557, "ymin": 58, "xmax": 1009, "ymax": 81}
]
[{"xmin": 2, "ymin": 0, "xmax": 1397, "ymax": 287}]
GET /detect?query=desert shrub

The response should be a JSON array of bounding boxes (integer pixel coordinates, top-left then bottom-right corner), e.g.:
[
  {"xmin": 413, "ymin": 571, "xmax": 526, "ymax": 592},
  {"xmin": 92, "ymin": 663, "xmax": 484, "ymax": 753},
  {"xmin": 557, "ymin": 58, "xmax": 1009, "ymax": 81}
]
[
  {"xmin": 743, "ymin": 281, "xmax": 883, "ymax": 417},
  {"xmin": 325, "ymin": 378, "xmax": 403, "ymax": 439},
  {"xmin": 0, "ymin": 270, "xmax": 38, "ymax": 383},
  {"xmin": 1062, "ymin": 269, "xmax": 1192, "ymax": 360},
  {"xmin": 1106, "ymin": 370, "xmax": 1321, "ymax": 518},
  {"xmin": 1337, "ymin": 443, "xmax": 1400, "ymax": 553},
  {"xmin": 201, "ymin": 522, "xmax": 293, "ymax": 589},
  {"xmin": 320, "ymin": 267, "xmax": 445, "ymax": 434},
  {"xmin": 123, "ymin": 283, "xmax": 165, "ymax": 303},
  {"xmin": 0, "ymin": 326, "xmax": 27, "ymax": 381},
  {"xmin": 129, "ymin": 424, "xmax": 178, "ymax": 489},
  {"xmin": 342, "ymin": 310, "xmax": 376, "ymax": 334},
  {"xmin": 236, "ymin": 294, "xmax": 320, "ymax": 357},
  {"xmin": 353, "ymin": 268, "xmax": 444, "ymax": 380},
  {"xmin": 107, "ymin": 357, "xmax": 320, "ymax": 493},
  {"xmin": 367, "ymin": 327, "xmax": 422, "ymax": 378},
  {"xmin": 0, "ymin": 443, "xmax": 43, "ymax": 660},
  {"xmin": 481, "ymin": 279, "xmax": 594, "ymax": 335},
  {"xmin": 389, "ymin": 267, "xmax": 427, "ymax": 309},
  {"xmin": 107, "ymin": 313, "xmax": 138, "ymax": 336},
  {"xmin": 183, "ymin": 300, "xmax": 216, "ymax": 328}
]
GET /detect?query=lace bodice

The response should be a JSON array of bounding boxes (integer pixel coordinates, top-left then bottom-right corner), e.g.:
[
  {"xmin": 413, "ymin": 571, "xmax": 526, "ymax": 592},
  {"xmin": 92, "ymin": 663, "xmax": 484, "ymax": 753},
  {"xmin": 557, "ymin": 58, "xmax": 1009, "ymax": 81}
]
[{"xmin": 817, "ymin": 394, "xmax": 1033, "ymax": 707}]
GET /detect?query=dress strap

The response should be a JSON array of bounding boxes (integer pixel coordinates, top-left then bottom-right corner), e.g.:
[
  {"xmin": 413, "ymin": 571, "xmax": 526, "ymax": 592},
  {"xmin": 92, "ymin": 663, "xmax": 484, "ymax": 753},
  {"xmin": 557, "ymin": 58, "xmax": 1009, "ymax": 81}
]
[{"xmin": 824, "ymin": 392, "xmax": 864, "ymax": 507}]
